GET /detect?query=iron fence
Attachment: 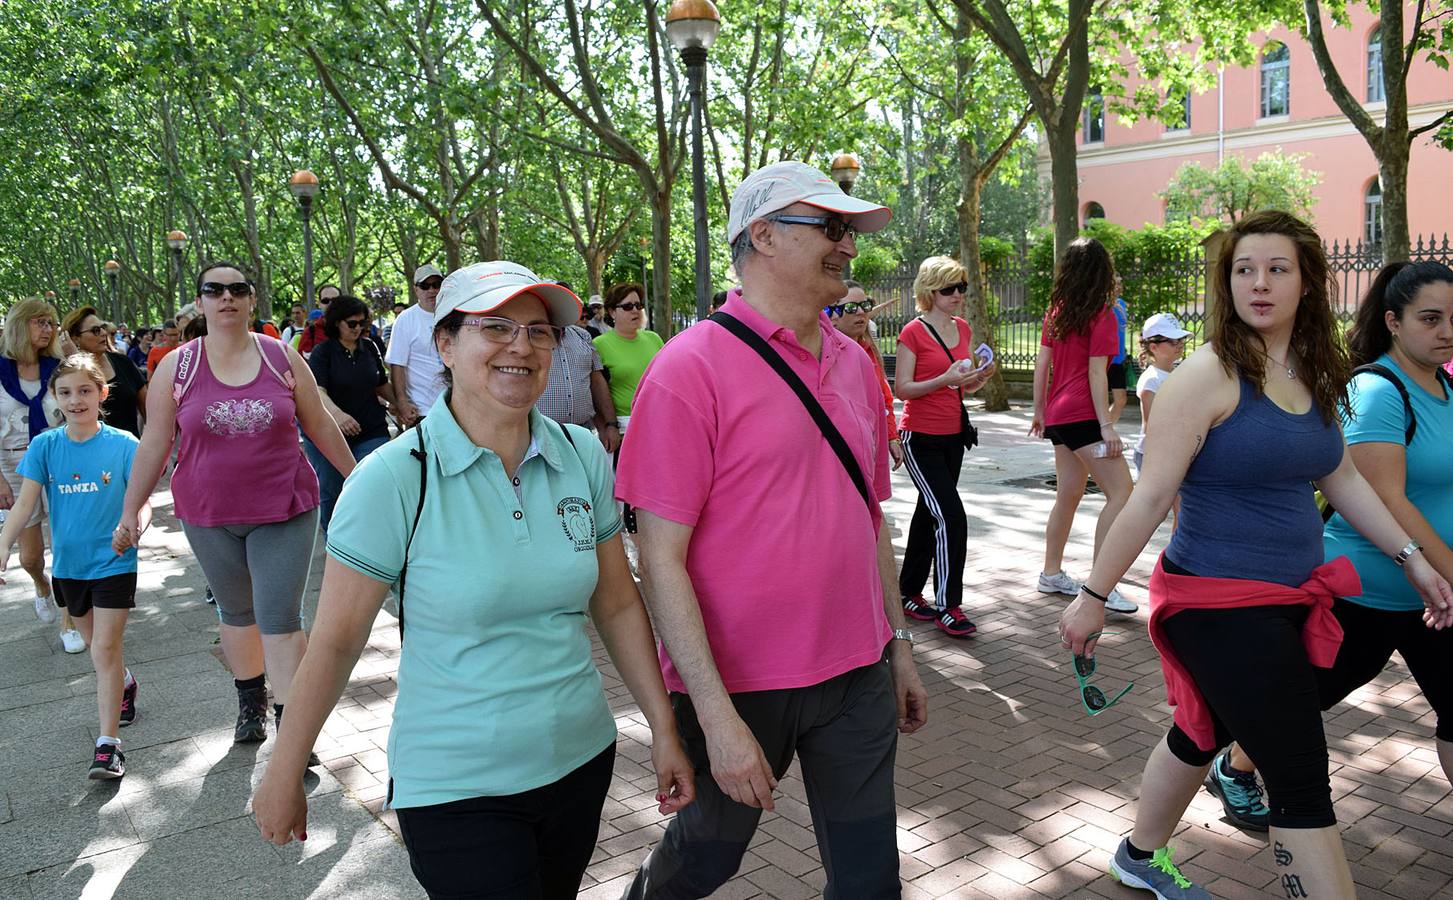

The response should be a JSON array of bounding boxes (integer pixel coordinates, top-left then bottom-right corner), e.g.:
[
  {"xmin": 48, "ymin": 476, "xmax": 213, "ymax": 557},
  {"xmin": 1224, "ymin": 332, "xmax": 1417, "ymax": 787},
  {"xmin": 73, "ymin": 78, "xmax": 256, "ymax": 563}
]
[{"xmin": 653, "ymin": 234, "xmax": 1453, "ymax": 372}]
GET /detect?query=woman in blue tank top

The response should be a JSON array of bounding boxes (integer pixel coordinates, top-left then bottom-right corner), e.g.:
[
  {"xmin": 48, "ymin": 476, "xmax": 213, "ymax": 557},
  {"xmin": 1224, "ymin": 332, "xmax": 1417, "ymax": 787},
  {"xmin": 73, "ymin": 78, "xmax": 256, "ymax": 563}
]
[{"xmin": 1058, "ymin": 211, "xmax": 1453, "ymax": 898}]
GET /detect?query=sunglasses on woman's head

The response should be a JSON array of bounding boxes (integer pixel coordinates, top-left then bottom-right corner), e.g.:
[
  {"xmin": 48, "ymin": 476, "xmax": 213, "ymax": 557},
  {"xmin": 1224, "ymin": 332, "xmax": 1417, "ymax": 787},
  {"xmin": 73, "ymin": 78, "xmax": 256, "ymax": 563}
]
[
  {"xmin": 199, "ymin": 281, "xmax": 253, "ymax": 298},
  {"xmin": 936, "ymin": 283, "xmax": 969, "ymax": 295},
  {"xmin": 614, "ymin": 302, "xmax": 645, "ymax": 311}
]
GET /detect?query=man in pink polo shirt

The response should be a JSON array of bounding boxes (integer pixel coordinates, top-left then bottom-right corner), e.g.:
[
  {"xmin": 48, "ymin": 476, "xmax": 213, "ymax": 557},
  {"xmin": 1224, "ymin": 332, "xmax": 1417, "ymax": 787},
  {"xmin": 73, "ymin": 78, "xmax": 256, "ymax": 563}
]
[{"xmin": 618, "ymin": 161, "xmax": 928, "ymax": 899}]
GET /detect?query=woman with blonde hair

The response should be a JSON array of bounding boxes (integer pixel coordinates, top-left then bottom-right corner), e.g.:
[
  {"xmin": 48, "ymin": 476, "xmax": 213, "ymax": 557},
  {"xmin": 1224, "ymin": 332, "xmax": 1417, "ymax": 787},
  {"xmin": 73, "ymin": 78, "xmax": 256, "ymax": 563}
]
[
  {"xmin": 1, "ymin": 297, "xmax": 79, "ymax": 649},
  {"xmin": 894, "ymin": 256, "xmax": 995, "ymax": 637}
]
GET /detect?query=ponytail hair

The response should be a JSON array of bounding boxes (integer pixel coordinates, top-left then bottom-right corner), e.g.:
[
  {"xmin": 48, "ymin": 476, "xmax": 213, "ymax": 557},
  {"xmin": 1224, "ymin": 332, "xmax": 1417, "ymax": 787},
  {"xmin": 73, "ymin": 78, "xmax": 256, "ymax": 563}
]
[{"xmin": 1347, "ymin": 261, "xmax": 1453, "ymax": 367}]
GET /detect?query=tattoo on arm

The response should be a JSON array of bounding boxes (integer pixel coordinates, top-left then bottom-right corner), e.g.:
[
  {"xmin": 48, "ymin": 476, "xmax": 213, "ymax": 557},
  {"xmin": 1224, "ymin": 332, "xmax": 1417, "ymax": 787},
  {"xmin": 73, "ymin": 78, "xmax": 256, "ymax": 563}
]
[{"xmin": 1190, "ymin": 433, "xmax": 1204, "ymax": 461}]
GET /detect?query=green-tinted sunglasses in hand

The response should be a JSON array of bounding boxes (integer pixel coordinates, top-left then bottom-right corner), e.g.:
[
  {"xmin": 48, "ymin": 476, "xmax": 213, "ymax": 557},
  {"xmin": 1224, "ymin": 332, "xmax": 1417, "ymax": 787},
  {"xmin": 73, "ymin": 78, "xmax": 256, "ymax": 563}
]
[{"xmin": 1072, "ymin": 631, "xmax": 1133, "ymax": 716}]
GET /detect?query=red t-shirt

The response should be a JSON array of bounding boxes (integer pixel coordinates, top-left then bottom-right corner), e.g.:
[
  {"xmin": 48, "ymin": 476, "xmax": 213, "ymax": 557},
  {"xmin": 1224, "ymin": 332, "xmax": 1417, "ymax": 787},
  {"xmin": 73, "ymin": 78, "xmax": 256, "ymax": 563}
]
[
  {"xmin": 1042, "ymin": 305, "xmax": 1118, "ymax": 426},
  {"xmin": 898, "ymin": 317, "xmax": 973, "ymax": 435}
]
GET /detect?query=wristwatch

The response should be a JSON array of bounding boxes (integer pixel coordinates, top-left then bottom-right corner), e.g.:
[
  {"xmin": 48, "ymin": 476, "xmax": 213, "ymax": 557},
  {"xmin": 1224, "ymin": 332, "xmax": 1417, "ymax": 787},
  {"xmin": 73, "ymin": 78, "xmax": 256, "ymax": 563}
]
[
  {"xmin": 1394, "ymin": 539, "xmax": 1422, "ymax": 567},
  {"xmin": 891, "ymin": 628, "xmax": 915, "ymax": 645}
]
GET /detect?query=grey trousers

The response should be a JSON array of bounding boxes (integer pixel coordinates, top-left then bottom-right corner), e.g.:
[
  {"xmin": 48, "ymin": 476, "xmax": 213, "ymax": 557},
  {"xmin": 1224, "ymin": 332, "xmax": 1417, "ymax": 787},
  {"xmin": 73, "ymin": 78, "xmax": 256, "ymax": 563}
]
[{"xmin": 622, "ymin": 659, "xmax": 901, "ymax": 899}]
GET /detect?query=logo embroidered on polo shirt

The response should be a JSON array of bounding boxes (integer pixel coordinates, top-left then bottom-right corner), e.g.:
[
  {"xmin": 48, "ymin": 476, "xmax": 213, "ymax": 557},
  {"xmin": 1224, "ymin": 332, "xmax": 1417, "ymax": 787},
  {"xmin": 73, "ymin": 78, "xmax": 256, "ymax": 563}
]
[{"xmin": 556, "ymin": 497, "xmax": 595, "ymax": 551}]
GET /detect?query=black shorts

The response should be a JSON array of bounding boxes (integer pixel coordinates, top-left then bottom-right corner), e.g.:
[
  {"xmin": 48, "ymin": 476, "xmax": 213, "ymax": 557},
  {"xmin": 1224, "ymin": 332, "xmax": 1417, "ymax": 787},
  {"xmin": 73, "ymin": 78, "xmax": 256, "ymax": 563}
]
[
  {"xmin": 1107, "ymin": 362, "xmax": 1127, "ymax": 391},
  {"xmin": 53, "ymin": 572, "xmax": 137, "ymax": 618},
  {"xmin": 1043, "ymin": 419, "xmax": 1102, "ymax": 451}
]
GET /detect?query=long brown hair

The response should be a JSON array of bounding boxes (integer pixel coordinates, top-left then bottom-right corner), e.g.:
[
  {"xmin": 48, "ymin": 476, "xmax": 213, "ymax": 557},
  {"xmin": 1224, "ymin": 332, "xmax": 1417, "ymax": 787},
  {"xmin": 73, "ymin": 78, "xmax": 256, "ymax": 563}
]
[
  {"xmin": 1046, "ymin": 238, "xmax": 1114, "ymax": 341},
  {"xmin": 1209, "ymin": 210, "xmax": 1349, "ymax": 423}
]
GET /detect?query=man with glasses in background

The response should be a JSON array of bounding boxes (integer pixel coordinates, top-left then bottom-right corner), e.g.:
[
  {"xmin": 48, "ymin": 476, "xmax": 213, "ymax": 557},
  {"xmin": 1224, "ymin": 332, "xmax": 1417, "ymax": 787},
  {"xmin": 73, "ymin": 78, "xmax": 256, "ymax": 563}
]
[
  {"xmin": 618, "ymin": 161, "xmax": 927, "ymax": 898},
  {"xmin": 386, "ymin": 265, "xmax": 447, "ymax": 427}
]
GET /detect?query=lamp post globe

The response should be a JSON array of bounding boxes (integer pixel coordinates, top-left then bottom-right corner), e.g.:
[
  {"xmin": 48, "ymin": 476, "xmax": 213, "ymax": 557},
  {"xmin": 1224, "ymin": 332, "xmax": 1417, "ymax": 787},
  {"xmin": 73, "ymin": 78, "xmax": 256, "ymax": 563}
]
[
  {"xmin": 665, "ymin": 0, "xmax": 721, "ymax": 323},
  {"xmin": 830, "ymin": 153, "xmax": 861, "ymax": 195},
  {"xmin": 67, "ymin": 278, "xmax": 81, "ymax": 306},
  {"xmin": 289, "ymin": 170, "xmax": 320, "ymax": 312},
  {"xmin": 102, "ymin": 259, "xmax": 121, "ymax": 323}
]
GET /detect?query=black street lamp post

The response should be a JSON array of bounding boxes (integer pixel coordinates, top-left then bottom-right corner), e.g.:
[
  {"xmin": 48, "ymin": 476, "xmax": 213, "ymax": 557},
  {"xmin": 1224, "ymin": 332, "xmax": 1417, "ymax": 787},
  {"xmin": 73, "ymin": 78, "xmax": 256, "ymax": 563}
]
[
  {"xmin": 166, "ymin": 230, "xmax": 189, "ymax": 316},
  {"xmin": 289, "ymin": 170, "xmax": 320, "ymax": 312},
  {"xmin": 102, "ymin": 260, "xmax": 121, "ymax": 323},
  {"xmin": 665, "ymin": 0, "xmax": 721, "ymax": 323}
]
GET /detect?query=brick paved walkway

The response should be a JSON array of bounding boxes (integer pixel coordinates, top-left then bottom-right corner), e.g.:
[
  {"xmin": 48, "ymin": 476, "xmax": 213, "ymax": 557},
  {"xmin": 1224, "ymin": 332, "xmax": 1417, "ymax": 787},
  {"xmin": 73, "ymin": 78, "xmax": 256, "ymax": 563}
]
[{"xmin": 3, "ymin": 403, "xmax": 1450, "ymax": 898}]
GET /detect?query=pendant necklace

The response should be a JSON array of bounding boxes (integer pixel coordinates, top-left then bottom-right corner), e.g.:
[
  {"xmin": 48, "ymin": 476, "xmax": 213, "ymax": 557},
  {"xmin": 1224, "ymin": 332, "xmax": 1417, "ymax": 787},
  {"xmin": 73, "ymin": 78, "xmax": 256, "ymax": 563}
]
[{"xmin": 1266, "ymin": 352, "xmax": 1295, "ymax": 380}]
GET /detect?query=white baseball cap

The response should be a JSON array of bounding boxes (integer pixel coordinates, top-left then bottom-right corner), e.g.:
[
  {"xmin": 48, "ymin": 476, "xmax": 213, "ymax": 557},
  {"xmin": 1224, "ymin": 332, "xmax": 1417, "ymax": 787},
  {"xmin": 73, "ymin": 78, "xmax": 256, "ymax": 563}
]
[
  {"xmin": 413, "ymin": 264, "xmax": 444, "ymax": 284},
  {"xmin": 433, "ymin": 261, "xmax": 582, "ymax": 328},
  {"xmin": 1142, "ymin": 312, "xmax": 1193, "ymax": 341},
  {"xmin": 727, "ymin": 161, "xmax": 891, "ymax": 244}
]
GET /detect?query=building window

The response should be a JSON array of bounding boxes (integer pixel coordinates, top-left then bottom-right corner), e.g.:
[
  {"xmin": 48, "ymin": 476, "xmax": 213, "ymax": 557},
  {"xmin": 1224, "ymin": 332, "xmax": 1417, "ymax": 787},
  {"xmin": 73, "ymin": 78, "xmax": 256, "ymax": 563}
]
[
  {"xmin": 1167, "ymin": 92, "xmax": 1191, "ymax": 131},
  {"xmin": 1367, "ymin": 26, "xmax": 1385, "ymax": 103},
  {"xmin": 1260, "ymin": 42, "xmax": 1290, "ymax": 118},
  {"xmin": 1084, "ymin": 201, "xmax": 1106, "ymax": 226},
  {"xmin": 1083, "ymin": 88, "xmax": 1104, "ymax": 143},
  {"xmin": 1364, "ymin": 178, "xmax": 1383, "ymax": 245}
]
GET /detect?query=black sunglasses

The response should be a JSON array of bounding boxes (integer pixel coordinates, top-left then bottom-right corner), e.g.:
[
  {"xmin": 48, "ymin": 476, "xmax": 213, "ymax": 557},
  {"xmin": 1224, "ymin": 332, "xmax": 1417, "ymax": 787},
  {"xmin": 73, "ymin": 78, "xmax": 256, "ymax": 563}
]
[
  {"xmin": 765, "ymin": 214, "xmax": 858, "ymax": 243},
  {"xmin": 342, "ymin": 318, "xmax": 368, "ymax": 329},
  {"xmin": 1071, "ymin": 632, "xmax": 1133, "ymax": 716},
  {"xmin": 199, "ymin": 281, "xmax": 253, "ymax": 298},
  {"xmin": 936, "ymin": 283, "xmax": 969, "ymax": 295},
  {"xmin": 825, "ymin": 301, "xmax": 874, "ymax": 316},
  {"xmin": 1146, "ymin": 337, "xmax": 1186, "ymax": 345},
  {"xmin": 78, "ymin": 325, "xmax": 109, "ymax": 337},
  {"xmin": 416, "ymin": 278, "xmax": 443, "ymax": 290},
  {"xmin": 614, "ymin": 302, "xmax": 645, "ymax": 311}
]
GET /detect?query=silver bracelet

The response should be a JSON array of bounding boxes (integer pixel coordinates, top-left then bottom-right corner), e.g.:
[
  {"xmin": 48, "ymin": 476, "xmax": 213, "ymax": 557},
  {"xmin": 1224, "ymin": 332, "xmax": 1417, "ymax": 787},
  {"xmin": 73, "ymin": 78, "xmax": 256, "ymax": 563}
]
[{"xmin": 1394, "ymin": 539, "xmax": 1422, "ymax": 567}]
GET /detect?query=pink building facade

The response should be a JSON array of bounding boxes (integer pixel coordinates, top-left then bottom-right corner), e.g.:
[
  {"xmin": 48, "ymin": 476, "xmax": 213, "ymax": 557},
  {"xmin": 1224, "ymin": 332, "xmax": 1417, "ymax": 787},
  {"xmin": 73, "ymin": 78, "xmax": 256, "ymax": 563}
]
[{"xmin": 1046, "ymin": 6, "xmax": 1453, "ymax": 245}]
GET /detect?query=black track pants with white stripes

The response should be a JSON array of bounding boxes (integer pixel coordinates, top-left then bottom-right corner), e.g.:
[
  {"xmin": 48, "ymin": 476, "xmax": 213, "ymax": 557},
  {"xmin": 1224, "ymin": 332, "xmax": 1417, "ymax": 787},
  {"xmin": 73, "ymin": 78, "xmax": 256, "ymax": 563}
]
[{"xmin": 898, "ymin": 430, "xmax": 967, "ymax": 610}]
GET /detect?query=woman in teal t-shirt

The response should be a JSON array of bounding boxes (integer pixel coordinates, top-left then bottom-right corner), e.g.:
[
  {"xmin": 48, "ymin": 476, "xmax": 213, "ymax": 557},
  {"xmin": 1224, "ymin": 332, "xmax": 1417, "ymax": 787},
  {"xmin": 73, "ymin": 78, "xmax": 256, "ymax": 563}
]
[
  {"xmin": 252, "ymin": 262, "xmax": 692, "ymax": 899},
  {"xmin": 1320, "ymin": 261, "xmax": 1453, "ymax": 785}
]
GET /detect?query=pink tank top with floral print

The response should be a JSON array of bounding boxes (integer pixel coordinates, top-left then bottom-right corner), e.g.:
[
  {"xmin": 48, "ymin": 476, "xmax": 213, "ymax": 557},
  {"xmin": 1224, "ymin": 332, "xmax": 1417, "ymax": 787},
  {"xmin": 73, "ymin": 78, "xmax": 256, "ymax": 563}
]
[{"xmin": 171, "ymin": 336, "xmax": 320, "ymax": 526}]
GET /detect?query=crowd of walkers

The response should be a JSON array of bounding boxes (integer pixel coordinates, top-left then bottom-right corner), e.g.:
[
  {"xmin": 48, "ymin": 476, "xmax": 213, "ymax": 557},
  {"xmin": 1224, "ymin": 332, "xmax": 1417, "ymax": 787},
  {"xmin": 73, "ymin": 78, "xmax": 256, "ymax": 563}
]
[{"xmin": 5, "ymin": 159, "xmax": 1453, "ymax": 899}]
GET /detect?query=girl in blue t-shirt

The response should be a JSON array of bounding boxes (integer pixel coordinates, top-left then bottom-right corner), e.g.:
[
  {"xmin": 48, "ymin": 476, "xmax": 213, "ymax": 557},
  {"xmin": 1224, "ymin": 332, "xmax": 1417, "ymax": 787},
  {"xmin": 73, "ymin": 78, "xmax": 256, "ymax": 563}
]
[{"xmin": 0, "ymin": 355, "xmax": 151, "ymax": 781}]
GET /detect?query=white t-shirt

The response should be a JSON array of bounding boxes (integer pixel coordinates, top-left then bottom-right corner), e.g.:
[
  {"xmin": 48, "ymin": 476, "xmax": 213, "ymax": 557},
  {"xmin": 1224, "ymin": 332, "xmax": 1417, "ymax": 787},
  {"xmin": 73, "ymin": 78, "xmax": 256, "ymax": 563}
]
[
  {"xmin": 1134, "ymin": 365, "xmax": 1172, "ymax": 457},
  {"xmin": 384, "ymin": 303, "xmax": 445, "ymax": 412}
]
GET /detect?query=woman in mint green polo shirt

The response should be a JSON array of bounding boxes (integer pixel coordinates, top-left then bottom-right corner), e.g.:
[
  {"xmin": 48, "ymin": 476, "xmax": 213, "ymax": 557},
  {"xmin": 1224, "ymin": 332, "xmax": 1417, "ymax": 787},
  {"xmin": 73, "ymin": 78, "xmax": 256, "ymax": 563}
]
[{"xmin": 253, "ymin": 262, "xmax": 693, "ymax": 899}]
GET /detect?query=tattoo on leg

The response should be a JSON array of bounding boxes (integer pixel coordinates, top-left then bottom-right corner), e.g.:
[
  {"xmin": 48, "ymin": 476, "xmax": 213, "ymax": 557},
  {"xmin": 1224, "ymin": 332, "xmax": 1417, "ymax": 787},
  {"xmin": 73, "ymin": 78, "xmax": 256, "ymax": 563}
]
[
  {"xmin": 1280, "ymin": 873, "xmax": 1308, "ymax": 898},
  {"xmin": 1273, "ymin": 842, "xmax": 1293, "ymax": 867}
]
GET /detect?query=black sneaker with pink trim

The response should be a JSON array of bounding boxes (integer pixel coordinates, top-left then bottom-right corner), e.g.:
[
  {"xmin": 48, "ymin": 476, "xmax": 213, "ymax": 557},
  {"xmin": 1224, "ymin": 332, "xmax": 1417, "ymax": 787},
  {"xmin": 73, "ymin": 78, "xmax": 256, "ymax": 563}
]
[
  {"xmin": 937, "ymin": 607, "xmax": 977, "ymax": 638},
  {"xmin": 119, "ymin": 678, "xmax": 138, "ymax": 727},
  {"xmin": 902, "ymin": 595, "xmax": 938, "ymax": 621},
  {"xmin": 89, "ymin": 744, "xmax": 125, "ymax": 780}
]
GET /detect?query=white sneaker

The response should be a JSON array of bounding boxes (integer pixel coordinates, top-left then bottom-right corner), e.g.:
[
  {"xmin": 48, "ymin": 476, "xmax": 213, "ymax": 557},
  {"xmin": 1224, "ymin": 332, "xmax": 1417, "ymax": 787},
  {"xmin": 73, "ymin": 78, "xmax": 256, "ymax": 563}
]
[
  {"xmin": 60, "ymin": 629, "xmax": 86, "ymax": 654},
  {"xmin": 1036, "ymin": 570, "xmax": 1080, "ymax": 595},
  {"xmin": 33, "ymin": 594, "xmax": 58, "ymax": 624},
  {"xmin": 1105, "ymin": 588, "xmax": 1138, "ymax": 614}
]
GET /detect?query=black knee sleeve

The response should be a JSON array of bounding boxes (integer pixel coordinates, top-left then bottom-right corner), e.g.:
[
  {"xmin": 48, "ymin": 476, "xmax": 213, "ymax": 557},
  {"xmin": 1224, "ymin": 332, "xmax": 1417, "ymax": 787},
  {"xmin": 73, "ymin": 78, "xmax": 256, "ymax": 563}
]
[{"xmin": 1165, "ymin": 725, "xmax": 1219, "ymax": 767}]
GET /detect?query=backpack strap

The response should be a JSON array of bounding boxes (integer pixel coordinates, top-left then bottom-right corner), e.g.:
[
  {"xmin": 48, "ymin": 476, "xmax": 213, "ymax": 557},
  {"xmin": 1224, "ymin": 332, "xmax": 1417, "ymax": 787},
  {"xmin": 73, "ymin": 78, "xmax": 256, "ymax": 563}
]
[
  {"xmin": 396, "ymin": 425, "xmax": 428, "ymax": 641},
  {"xmin": 170, "ymin": 338, "xmax": 205, "ymax": 404},
  {"xmin": 1352, "ymin": 363, "xmax": 1416, "ymax": 444},
  {"xmin": 709, "ymin": 311, "xmax": 873, "ymax": 513},
  {"xmin": 253, "ymin": 334, "xmax": 296, "ymax": 392}
]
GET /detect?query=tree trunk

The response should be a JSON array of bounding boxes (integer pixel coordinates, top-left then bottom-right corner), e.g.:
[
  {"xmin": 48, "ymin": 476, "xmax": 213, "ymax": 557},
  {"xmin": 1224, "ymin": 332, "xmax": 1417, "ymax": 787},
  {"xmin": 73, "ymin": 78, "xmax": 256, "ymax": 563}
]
[
  {"xmin": 648, "ymin": 189, "xmax": 673, "ymax": 337},
  {"xmin": 586, "ymin": 250, "xmax": 606, "ymax": 299},
  {"xmin": 957, "ymin": 171, "xmax": 1008, "ymax": 411},
  {"xmin": 1046, "ymin": 116, "xmax": 1081, "ymax": 267}
]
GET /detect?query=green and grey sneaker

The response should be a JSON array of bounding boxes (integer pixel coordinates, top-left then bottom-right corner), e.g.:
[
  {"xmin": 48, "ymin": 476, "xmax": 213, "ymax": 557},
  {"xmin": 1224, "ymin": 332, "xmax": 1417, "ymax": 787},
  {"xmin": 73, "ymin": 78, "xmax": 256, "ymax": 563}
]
[
  {"xmin": 1203, "ymin": 748, "xmax": 1270, "ymax": 831},
  {"xmin": 1109, "ymin": 839, "xmax": 1210, "ymax": 900}
]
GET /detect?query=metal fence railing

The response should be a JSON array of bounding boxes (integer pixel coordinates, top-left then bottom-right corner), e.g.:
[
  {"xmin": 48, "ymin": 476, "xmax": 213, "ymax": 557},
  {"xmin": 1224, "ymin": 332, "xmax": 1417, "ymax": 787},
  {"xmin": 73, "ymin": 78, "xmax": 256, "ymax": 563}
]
[{"xmin": 653, "ymin": 234, "xmax": 1453, "ymax": 373}]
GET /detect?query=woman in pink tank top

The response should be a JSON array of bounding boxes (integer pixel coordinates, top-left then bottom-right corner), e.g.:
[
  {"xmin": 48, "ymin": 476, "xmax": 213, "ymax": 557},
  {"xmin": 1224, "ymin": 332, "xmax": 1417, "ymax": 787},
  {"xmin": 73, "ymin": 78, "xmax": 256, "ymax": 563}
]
[{"xmin": 116, "ymin": 261, "xmax": 356, "ymax": 756}]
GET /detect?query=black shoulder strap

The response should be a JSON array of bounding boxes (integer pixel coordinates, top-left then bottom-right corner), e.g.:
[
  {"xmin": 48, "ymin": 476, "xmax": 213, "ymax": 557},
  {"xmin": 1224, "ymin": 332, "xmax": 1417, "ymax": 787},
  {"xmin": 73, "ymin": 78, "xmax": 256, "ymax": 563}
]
[
  {"xmin": 1352, "ymin": 363, "xmax": 1416, "ymax": 444},
  {"xmin": 396, "ymin": 426, "xmax": 428, "ymax": 640},
  {"xmin": 916, "ymin": 316, "xmax": 966, "ymax": 403},
  {"xmin": 709, "ymin": 311, "xmax": 872, "ymax": 511}
]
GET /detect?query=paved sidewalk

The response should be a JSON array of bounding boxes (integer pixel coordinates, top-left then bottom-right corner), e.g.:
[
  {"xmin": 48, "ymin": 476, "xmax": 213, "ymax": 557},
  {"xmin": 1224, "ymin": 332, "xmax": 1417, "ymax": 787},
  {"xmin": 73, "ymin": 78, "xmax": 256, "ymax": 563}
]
[{"xmin": 2, "ymin": 403, "xmax": 1450, "ymax": 899}]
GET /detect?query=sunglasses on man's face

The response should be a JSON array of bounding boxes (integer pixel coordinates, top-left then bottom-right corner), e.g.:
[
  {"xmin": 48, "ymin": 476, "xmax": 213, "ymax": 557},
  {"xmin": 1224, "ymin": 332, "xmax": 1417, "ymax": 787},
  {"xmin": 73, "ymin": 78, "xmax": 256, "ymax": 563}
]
[
  {"xmin": 936, "ymin": 283, "xmax": 969, "ymax": 296},
  {"xmin": 416, "ymin": 278, "xmax": 443, "ymax": 290},
  {"xmin": 199, "ymin": 281, "xmax": 253, "ymax": 298},
  {"xmin": 1071, "ymin": 631, "xmax": 1133, "ymax": 716},
  {"xmin": 614, "ymin": 302, "xmax": 645, "ymax": 312}
]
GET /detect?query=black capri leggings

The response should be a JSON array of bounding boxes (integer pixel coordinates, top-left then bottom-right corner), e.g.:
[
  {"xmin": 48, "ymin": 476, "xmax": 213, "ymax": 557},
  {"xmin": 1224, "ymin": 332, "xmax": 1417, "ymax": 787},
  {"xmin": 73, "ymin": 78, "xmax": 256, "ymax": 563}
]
[
  {"xmin": 898, "ymin": 431, "xmax": 967, "ymax": 610},
  {"xmin": 1161, "ymin": 602, "xmax": 1335, "ymax": 829},
  {"xmin": 394, "ymin": 743, "xmax": 616, "ymax": 899},
  {"xmin": 1316, "ymin": 597, "xmax": 1453, "ymax": 742}
]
